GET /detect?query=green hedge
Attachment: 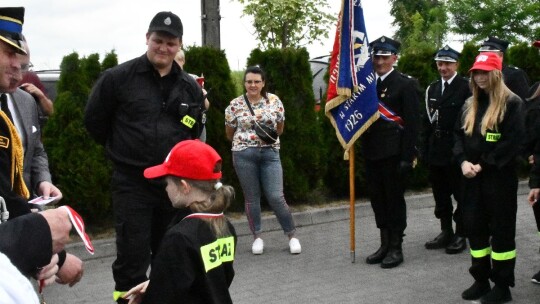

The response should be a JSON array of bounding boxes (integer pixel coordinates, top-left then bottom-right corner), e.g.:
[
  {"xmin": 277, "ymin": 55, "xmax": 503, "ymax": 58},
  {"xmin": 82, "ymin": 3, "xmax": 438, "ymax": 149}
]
[
  {"xmin": 44, "ymin": 42, "xmax": 538, "ymax": 227},
  {"xmin": 182, "ymin": 46, "xmax": 243, "ymax": 211},
  {"xmin": 44, "ymin": 52, "xmax": 116, "ymax": 227}
]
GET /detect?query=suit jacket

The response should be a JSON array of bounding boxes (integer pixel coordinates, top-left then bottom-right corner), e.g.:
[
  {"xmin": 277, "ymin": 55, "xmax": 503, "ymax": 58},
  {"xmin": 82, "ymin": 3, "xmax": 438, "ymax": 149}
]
[
  {"xmin": 423, "ymin": 76, "xmax": 471, "ymax": 166},
  {"xmin": 361, "ymin": 69, "xmax": 420, "ymax": 162},
  {"xmin": 10, "ymin": 88, "xmax": 51, "ymax": 194}
]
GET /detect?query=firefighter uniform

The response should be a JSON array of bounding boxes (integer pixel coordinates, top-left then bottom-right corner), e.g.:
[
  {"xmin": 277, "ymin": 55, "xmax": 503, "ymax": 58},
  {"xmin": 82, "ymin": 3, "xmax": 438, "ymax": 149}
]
[
  {"xmin": 454, "ymin": 55, "xmax": 524, "ymax": 301},
  {"xmin": 525, "ymin": 79, "xmax": 540, "ymax": 283},
  {"xmin": 423, "ymin": 46, "xmax": 471, "ymax": 254},
  {"xmin": 361, "ymin": 36, "xmax": 420, "ymax": 269}
]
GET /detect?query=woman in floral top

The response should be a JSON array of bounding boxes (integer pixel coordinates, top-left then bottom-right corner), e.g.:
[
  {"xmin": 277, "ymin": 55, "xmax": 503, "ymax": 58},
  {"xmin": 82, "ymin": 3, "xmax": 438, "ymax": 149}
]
[{"xmin": 225, "ymin": 66, "xmax": 301, "ymax": 255}]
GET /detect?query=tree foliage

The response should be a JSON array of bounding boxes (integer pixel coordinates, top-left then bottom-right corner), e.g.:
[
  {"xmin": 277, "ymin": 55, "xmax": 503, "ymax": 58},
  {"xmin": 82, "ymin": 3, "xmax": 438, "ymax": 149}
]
[
  {"xmin": 236, "ymin": 0, "xmax": 336, "ymax": 49},
  {"xmin": 447, "ymin": 0, "xmax": 540, "ymax": 43},
  {"xmin": 44, "ymin": 52, "xmax": 117, "ymax": 227},
  {"xmin": 182, "ymin": 46, "xmax": 242, "ymax": 210},
  {"xmin": 389, "ymin": 0, "xmax": 448, "ymax": 50}
]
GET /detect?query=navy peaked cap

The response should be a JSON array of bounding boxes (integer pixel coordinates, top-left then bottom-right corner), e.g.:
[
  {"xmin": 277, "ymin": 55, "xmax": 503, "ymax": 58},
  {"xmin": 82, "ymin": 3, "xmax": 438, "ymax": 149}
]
[
  {"xmin": 369, "ymin": 36, "xmax": 401, "ymax": 56},
  {"xmin": 434, "ymin": 45, "xmax": 460, "ymax": 62},
  {"xmin": 479, "ymin": 36, "xmax": 509, "ymax": 52}
]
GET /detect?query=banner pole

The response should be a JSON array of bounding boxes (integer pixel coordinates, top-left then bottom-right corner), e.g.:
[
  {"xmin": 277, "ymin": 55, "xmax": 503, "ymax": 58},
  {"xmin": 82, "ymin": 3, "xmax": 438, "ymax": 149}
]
[{"xmin": 349, "ymin": 145, "xmax": 356, "ymax": 263}]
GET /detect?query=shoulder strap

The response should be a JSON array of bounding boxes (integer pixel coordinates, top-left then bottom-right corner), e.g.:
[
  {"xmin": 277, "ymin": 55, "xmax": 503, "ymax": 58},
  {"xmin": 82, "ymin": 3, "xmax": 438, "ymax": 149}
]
[{"xmin": 243, "ymin": 94, "xmax": 256, "ymax": 116}]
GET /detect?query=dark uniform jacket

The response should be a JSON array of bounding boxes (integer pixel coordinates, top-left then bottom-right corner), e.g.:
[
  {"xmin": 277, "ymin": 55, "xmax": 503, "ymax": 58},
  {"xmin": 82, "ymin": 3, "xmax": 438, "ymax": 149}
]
[
  {"xmin": 0, "ymin": 112, "xmax": 56, "ymax": 276},
  {"xmin": 525, "ymin": 82, "xmax": 540, "ymax": 188},
  {"xmin": 423, "ymin": 75, "xmax": 471, "ymax": 166},
  {"xmin": 84, "ymin": 54, "xmax": 205, "ymax": 170},
  {"xmin": 453, "ymin": 92, "xmax": 524, "ymax": 170},
  {"xmin": 361, "ymin": 69, "xmax": 420, "ymax": 162},
  {"xmin": 142, "ymin": 215, "xmax": 236, "ymax": 304},
  {"xmin": 0, "ymin": 212, "xmax": 52, "ymax": 277},
  {"xmin": 503, "ymin": 64, "xmax": 530, "ymax": 101},
  {"xmin": 0, "ymin": 112, "xmax": 31, "ymax": 218}
]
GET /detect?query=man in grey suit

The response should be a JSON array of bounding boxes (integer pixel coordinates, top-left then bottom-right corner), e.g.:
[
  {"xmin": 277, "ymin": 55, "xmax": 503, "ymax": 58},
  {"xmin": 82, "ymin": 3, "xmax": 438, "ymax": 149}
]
[{"xmin": 9, "ymin": 88, "xmax": 61, "ymax": 200}]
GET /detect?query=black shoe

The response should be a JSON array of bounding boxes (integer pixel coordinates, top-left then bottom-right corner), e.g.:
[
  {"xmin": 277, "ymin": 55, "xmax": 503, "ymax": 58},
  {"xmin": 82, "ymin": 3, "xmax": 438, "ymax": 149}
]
[
  {"xmin": 366, "ymin": 247, "xmax": 388, "ymax": 264},
  {"xmin": 425, "ymin": 230, "xmax": 453, "ymax": 249},
  {"xmin": 532, "ymin": 270, "xmax": 540, "ymax": 284},
  {"xmin": 480, "ymin": 285, "xmax": 512, "ymax": 304},
  {"xmin": 381, "ymin": 249, "xmax": 403, "ymax": 269},
  {"xmin": 366, "ymin": 229, "xmax": 389, "ymax": 264},
  {"xmin": 445, "ymin": 235, "xmax": 467, "ymax": 254},
  {"xmin": 462, "ymin": 280, "xmax": 491, "ymax": 300}
]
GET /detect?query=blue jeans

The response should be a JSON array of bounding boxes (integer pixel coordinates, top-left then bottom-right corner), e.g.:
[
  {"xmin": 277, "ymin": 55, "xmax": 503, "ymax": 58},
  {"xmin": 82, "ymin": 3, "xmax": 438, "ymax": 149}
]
[{"xmin": 233, "ymin": 147, "xmax": 296, "ymax": 236}]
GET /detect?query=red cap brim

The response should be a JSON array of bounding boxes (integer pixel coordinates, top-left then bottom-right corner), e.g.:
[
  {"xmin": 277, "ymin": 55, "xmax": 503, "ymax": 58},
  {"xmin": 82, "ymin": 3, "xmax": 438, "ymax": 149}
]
[
  {"xmin": 534, "ymin": 41, "xmax": 540, "ymax": 48},
  {"xmin": 143, "ymin": 164, "xmax": 169, "ymax": 179}
]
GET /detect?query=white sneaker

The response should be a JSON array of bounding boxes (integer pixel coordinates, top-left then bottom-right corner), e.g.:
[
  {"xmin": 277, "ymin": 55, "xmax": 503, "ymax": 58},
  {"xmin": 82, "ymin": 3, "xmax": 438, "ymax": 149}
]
[
  {"xmin": 252, "ymin": 238, "xmax": 264, "ymax": 255},
  {"xmin": 289, "ymin": 238, "xmax": 301, "ymax": 254}
]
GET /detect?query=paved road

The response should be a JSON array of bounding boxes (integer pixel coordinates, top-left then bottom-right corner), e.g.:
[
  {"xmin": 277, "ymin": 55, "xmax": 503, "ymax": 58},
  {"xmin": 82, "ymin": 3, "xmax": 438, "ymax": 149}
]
[{"xmin": 43, "ymin": 182, "xmax": 540, "ymax": 303}]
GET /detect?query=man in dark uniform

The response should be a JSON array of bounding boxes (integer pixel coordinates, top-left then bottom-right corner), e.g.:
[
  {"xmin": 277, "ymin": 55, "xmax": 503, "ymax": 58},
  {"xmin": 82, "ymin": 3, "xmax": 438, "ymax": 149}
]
[
  {"xmin": 525, "ymin": 39, "xmax": 540, "ymax": 285},
  {"xmin": 361, "ymin": 36, "xmax": 420, "ymax": 269},
  {"xmin": 479, "ymin": 36, "xmax": 530, "ymax": 100},
  {"xmin": 84, "ymin": 11, "xmax": 205, "ymax": 303},
  {"xmin": 423, "ymin": 45, "xmax": 471, "ymax": 254}
]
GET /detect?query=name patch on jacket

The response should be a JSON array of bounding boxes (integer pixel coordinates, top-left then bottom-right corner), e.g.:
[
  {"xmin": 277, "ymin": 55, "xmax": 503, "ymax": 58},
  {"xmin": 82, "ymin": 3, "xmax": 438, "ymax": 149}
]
[
  {"xmin": 486, "ymin": 132, "xmax": 501, "ymax": 142},
  {"xmin": 200, "ymin": 236, "xmax": 235, "ymax": 272},
  {"xmin": 181, "ymin": 115, "xmax": 196, "ymax": 128},
  {"xmin": 0, "ymin": 136, "xmax": 9, "ymax": 148}
]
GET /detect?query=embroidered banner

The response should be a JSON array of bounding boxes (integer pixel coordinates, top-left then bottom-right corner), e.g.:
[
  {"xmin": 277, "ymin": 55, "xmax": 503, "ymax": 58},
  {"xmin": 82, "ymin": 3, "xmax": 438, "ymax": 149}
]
[{"xmin": 325, "ymin": 0, "xmax": 379, "ymax": 157}]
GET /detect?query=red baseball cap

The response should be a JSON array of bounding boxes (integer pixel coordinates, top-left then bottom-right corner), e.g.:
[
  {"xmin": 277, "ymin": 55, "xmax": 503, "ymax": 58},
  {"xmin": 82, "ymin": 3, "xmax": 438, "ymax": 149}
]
[
  {"xmin": 469, "ymin": 52, "xmax": 502, "ymax": 72},
  {"xmin": 534, "ymin": 41, "xmax": 540, "ymax": 48},
  {"xmin": 144, "ymin": 140, "xmax": 222, "ymax": 180}
]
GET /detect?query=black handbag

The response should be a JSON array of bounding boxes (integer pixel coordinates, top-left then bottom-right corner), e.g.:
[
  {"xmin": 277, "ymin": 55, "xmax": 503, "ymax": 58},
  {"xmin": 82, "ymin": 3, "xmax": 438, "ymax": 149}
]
[{"xmin": 244, "ymin": 94, "xmax": 278, "ymax": 144}]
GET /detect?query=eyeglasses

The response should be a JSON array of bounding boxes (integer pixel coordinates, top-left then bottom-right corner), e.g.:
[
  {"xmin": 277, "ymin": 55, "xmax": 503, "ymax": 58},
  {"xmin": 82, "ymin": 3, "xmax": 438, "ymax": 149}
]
[
  {"xmin": 21, "ymin": 62, "xmax": 33, "ymax": 72},
  {"xmin": 245, "ymin": 80, "xmax": 262, "ymax": 85}
]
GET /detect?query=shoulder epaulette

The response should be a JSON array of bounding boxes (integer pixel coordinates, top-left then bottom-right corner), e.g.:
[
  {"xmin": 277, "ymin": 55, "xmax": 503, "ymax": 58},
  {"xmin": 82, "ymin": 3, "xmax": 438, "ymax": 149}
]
[
  {"xmin": 506, "ymin": 65, "xmax": 521, "ymax": 70},
  {"xmin": 399, "ymin": 72, "xmax": 413, "ymax": 79}
]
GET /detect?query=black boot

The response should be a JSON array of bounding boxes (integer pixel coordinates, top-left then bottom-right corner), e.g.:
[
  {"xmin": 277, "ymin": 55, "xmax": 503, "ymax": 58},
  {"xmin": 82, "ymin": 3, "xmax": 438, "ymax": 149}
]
[
  {"xmin": 462, "ymin": 280, "xmax": 491, "ymax": 300},
  {"xmin": 366, "ymin": 229, "xmax": 389, "ymax": 264},
  {"xmin": 480, "ymin": 284, "xmax": 512, "ymax": 303},
  {"xmin": 445, "ymin": 235, "xmax": 467, "ymax": 254},
  {"xmin": 381, "ymin": 230, "xmax": 403, "ymax": 269},
  {"xmin": 425, "ymin": 217, "xmax": 454, "ymax": 249}
]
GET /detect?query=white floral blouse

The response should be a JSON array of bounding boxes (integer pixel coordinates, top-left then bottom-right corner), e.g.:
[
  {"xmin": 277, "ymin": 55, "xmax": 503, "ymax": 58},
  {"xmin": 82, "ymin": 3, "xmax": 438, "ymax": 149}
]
[{"xmin": 224, "ymin": 93, "xmax": 285, "ymax": 151}]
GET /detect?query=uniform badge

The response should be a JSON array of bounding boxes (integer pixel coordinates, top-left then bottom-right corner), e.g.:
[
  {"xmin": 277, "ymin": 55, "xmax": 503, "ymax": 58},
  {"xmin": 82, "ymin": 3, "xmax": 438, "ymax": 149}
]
[
  {"xmin": 0, "ymin": 136, "xmax": 9, "ymax": 148},
  {"xmin": 380, "ymin": 88, "xmax": 387, "ymax": 98},
  {"xmin": 486, "ymin": 132, "xmax": 501, "ymax": 142}
]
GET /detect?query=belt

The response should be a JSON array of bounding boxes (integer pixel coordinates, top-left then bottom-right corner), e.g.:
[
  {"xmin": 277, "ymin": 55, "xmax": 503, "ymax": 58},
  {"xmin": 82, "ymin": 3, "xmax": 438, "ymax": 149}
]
[{"xmin": 433, "ymin": 129, "xmax": 452, "ymax": 138}]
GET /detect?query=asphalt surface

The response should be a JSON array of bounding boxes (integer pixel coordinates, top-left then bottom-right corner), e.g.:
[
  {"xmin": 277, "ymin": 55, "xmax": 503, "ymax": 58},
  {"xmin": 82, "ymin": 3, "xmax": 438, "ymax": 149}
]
[{"xmin": 42, "ymin": 181, "xmax": 540, "ymax": 303}]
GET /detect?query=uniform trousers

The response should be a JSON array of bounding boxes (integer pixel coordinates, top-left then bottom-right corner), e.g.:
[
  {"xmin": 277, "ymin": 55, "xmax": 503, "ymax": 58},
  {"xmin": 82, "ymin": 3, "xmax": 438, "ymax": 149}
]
[
  {"xmin": 365, "ymin": 155, "xmax": 407, "ymax": 233},
  {"xmin": 533, "ymin": 202, "xmax": 540, "ymax": 233},
  {"xmin": 429, "ymin": 164, "xmax": 464, "ymax": 234},
  {"xmin": 111, "ymin": 168, "xmax": 187, "ymax": 292},
  {"xmin": 462, "ymin": 165, "xmax": 517, "ymax": 287}
]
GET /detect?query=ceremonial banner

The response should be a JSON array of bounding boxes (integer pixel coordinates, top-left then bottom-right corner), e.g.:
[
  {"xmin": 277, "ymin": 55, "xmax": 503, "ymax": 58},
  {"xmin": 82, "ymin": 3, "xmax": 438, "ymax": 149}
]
[{"xmin": 325, "ymin": 0, "xmax": 379, "ymax": 157}]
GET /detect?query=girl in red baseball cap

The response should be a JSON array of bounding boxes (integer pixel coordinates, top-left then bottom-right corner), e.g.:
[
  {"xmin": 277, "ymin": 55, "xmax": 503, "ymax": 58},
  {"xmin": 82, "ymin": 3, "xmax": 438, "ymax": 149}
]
[
  {"xmin": 124, "ymin": 140, "xmax": 237, "ymax": 304},
  {"xmin": 454, "ymin": 52, "xmax": 525, "ymax": 303}
]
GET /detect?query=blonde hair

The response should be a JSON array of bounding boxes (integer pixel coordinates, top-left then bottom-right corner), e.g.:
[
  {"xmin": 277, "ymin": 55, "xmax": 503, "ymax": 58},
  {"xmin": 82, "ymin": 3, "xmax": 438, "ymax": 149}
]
[
  {"xmin": 174, "ymin": 177, "xmax": 235, "ymax": 238},
  {"xmin": 462, "ymin": 69, "xmax": 511, "ymax": 136}
]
